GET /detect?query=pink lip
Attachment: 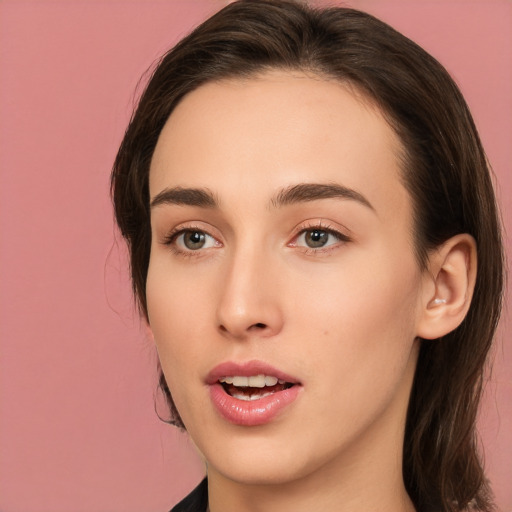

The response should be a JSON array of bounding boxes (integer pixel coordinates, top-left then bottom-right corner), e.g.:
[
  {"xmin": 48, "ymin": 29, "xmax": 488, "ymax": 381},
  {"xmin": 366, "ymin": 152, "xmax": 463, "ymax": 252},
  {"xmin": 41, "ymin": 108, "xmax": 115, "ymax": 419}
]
[{"xmin": 207, "ymin": 360, "xmax": 302, "ymax": 427}]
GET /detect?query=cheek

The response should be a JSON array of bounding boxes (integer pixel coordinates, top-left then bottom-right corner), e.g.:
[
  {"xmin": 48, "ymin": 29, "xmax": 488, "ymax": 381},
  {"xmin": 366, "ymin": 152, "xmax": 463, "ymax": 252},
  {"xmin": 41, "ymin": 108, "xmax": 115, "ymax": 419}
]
[
  {"xmin": 146, "ymin": 264, "xmax": 212, "ymax": 425},
  {"xmin": 289, "ymin": 249, "xmax": 421, "ymax": 386},
  {"xmin": 146, "ymin": 258, "xmax": 206, "ymax": 373},
  {"xmin": 293, "ymin": 247, "xmax": 419, "ymax": 330}
]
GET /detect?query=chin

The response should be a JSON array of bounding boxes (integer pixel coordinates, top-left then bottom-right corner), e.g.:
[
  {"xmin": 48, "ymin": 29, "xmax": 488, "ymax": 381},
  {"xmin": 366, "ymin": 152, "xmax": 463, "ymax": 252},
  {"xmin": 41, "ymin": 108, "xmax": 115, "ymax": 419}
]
[
  {"xmin": 214, "ymin": 458, "xmax": 312, "ymax": 487},
  {"xmin": 193, "ymin": 426, "xmax": 330, "ymax": 487}
]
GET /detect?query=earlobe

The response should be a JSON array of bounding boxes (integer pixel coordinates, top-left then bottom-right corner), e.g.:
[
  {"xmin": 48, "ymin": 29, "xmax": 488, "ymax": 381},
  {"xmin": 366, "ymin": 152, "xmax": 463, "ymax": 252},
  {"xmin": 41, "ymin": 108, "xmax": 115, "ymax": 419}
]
[{"xmin": 416, "ymin": 234, "xmax": 477, "ymax": 340}]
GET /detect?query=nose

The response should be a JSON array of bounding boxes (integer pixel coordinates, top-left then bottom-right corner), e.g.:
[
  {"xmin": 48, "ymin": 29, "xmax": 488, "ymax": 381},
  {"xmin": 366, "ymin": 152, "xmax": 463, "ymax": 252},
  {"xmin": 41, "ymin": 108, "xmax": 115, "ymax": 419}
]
[{"xmin": 215, "ymin": 246, "xmax": 284, "ymax": 340}]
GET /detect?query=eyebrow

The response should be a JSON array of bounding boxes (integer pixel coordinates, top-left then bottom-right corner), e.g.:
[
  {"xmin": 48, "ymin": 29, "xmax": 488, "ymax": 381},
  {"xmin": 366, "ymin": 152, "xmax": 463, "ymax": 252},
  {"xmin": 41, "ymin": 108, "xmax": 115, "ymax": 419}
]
[
  {"xmin": 270, "ymin": 183, "xmax": 374, "ymax": 211},
  {"xmin": 150, "ymin": 182, "xmax": 374, "ymax": 211},
  {"xmin": 150, "ymin": 187, "xmax": 219, "ymax": 209}
]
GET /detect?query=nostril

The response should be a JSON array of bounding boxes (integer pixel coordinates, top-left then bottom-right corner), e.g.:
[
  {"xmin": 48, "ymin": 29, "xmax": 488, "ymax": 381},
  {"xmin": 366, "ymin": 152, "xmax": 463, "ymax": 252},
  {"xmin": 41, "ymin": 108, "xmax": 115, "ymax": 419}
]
[
  {"xmin": 217, "ymin": 322, "xmax": 267, "ymax": 335},
  {"xmin": 252, "ymin": 323, "xmax": 267, "ymax": 329}
]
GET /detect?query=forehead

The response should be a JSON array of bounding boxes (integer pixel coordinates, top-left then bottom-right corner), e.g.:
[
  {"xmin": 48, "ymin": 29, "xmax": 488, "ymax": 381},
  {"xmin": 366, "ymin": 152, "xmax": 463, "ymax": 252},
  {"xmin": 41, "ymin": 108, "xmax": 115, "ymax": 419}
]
[{"xmin": 149, "ymin": 70, "xmax": 409, "ymax": 220}]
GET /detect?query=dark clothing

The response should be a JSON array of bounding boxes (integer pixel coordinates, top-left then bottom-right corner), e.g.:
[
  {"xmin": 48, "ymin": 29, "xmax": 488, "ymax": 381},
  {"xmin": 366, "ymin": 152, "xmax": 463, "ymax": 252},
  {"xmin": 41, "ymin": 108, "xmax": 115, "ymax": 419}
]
[{"xmin": 170, "ymin": 478, "xmax": 208, "ymax": 512}]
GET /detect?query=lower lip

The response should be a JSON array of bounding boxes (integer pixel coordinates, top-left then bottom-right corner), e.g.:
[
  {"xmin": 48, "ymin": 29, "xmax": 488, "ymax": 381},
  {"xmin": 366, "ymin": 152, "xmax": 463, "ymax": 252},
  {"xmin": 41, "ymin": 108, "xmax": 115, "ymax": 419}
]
[{"xmin": 209, "ymin": 383, "xmax": 301, "ymax": 426}]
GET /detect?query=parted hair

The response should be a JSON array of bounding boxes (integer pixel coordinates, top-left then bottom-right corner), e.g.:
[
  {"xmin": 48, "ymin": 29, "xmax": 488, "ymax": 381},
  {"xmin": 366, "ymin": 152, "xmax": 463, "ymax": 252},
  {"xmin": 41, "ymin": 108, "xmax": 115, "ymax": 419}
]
[{"xmin": 111, "ymin": 1, "xmax": 504, "ymax": 511}]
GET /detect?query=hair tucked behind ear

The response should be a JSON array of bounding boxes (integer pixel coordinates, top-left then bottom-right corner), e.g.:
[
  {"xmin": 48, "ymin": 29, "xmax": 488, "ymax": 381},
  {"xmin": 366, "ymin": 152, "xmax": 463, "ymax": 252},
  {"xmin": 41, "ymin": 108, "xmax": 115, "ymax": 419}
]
[{"xmin": 111, "ymin": 1, "xmax": 504, "ymax": 510}]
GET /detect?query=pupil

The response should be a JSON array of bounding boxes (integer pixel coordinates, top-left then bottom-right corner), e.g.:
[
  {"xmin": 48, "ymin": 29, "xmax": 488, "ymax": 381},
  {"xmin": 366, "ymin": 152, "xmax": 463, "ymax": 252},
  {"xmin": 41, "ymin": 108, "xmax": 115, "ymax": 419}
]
[
  {"xmin": 306, "ymin": 230, "xmax": 328, "ymax": 248},
  {"xmin": 184, "ymin": 231, "xmax": 205, "ymax": 249}
]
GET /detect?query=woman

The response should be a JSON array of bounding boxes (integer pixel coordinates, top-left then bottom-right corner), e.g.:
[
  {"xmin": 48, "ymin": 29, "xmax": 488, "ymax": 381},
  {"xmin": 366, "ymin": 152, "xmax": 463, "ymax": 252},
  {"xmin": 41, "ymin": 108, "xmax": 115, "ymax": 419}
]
[{"xmin": 111, "ymin": 1, "xmax": 504, "ymax": 511}]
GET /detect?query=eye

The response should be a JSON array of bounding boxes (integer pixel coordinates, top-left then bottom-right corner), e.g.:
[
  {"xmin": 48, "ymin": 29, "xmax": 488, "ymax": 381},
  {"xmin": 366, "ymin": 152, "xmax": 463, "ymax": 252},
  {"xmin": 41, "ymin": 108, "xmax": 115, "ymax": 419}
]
[
  {"xmin": 169, "ymin": 229, "xmax": 219, "ymax": 252},
  {"xmin": 300, "ymin": 229, "xmax": 333, "ymax": 248},
  {"xmin": 293, "ymin": 225, "xmax": 349, "ymax": 251},
  {"xmin": 181, "ymin": 230, "xmax": 208, "ymax": 250}
]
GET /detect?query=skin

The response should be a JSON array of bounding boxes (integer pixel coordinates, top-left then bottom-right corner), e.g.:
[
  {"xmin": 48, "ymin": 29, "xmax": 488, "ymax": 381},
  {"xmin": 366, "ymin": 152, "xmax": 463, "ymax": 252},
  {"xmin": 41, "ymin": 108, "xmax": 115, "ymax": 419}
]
[{"xmin": 146, "ymin": 71, "xmax": 475, "ymax": 512}]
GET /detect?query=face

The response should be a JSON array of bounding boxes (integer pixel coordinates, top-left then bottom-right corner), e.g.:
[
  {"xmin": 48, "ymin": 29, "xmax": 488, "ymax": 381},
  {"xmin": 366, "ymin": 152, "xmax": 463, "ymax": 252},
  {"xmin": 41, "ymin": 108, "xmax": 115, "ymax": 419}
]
[{"xmin": 147, "ymin": 71, "xmax": 426, "ymax": 486}]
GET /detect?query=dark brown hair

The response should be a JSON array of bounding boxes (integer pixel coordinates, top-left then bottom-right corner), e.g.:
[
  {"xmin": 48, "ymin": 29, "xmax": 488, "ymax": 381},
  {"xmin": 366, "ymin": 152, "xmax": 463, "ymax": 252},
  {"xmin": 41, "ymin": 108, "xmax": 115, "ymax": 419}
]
[{"xmin": 111, "ymin": 1, "xmax": 504, "ymax": 511}]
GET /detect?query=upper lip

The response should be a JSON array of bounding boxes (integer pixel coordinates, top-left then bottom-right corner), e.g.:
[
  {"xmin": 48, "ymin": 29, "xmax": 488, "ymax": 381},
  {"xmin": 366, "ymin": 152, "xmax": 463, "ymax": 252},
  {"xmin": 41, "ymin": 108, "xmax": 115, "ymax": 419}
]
[{"xmin": 206, "ymin": 360, "xmax": 301, "ymax": 385}]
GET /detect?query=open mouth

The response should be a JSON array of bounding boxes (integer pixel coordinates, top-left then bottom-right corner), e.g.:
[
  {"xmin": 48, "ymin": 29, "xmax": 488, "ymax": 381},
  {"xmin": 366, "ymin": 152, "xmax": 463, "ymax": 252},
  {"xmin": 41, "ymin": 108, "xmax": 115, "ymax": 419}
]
[
  {"xmin": 208, "ymin": 363, "xmax": 301, "ymax": 425},
  {"xmin": 219, "ymin": 374, "xmax": 295, "ymax": 401}
]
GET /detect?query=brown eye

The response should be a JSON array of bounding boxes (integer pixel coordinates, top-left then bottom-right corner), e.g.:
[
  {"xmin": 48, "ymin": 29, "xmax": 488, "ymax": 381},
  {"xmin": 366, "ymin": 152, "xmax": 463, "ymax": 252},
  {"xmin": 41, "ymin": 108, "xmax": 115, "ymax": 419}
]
[
  {"xmin": 294, "ymin": 227, "xmax": 347, "ymax": 251},
  {"xmin": 183, "ymin": 230, "xmax": 207, "ymax": 250},
  {"xmin": 164, "ymin": 227, "xmax": 219, "ymax": 254},
  {"xmin": 304, "ymin": 229, "xmax": 329, "ymax": 248}
]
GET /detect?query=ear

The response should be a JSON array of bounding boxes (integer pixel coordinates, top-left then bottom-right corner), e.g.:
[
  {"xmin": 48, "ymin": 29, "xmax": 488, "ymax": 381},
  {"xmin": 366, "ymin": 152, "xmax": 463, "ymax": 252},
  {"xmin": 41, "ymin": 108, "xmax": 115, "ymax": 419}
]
[{"xmin": 416, "ymin": 233, "xmax": 477, "ymax": 340}]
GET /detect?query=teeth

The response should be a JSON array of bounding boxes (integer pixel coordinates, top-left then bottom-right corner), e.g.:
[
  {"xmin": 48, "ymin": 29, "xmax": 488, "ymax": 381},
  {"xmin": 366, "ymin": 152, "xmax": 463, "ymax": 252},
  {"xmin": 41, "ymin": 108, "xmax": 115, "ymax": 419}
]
[
  {"xmin": 219, "ymin": 374, "xmax": 282, "ymax": 387},
  {"xmin": 233, "ymin": 376, "xmax": 249, "ymax": 387},
  {"xmin": 265, "ymin": 376, "xmax": 278, "ymax": 386},
  {"xmin": 231, "ymin": 391, "xmax": 274, "ymax": 401},
  {"xmin": 248, "ymin": 375, "xmax": 265, "ymax": 387}
]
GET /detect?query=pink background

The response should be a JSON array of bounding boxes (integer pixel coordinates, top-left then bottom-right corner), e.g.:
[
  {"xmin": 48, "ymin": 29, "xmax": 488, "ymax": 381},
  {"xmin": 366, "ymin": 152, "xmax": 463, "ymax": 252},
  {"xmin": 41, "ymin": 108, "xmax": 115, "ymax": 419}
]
[{"xmin": 0, "ymin": 1, "xmax": 510, "ymax": 510}]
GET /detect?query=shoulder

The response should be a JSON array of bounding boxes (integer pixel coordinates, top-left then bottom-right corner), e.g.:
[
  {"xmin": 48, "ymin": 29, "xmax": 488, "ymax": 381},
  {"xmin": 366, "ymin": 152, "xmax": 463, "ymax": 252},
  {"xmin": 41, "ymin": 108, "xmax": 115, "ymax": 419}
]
[{"xmin": 170, "ymin": 478, "xmax": 208, "ymax": 512}]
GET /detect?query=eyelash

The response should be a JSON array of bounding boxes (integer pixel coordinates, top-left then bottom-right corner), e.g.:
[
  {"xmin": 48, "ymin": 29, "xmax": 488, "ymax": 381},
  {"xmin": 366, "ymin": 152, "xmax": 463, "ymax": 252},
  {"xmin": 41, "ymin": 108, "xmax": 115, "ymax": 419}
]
[
  {"xmin": 162, "ymin": 224, "xmax": 218, "ymax": 258},
  {"xmin": 162, "ymin": 221, "xmax": 350, "ymax": 258},
  {"xmin": 290, "ymin": 221, "xmax": 351, "ymax": 256}
]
